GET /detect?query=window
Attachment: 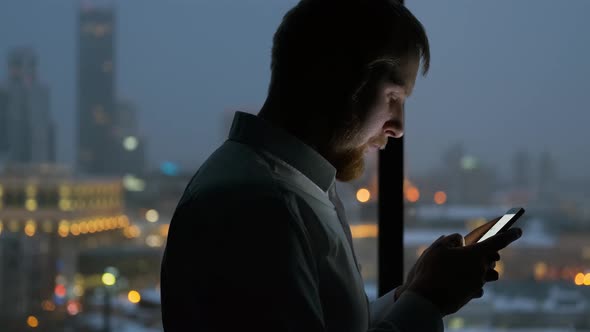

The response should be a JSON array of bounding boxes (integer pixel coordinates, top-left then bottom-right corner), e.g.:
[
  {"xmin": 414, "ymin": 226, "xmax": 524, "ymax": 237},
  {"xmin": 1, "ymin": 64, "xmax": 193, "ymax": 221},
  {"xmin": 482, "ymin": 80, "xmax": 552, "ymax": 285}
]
[{"xmin": 405, "ymin": 1, "xmax": 590, "ymax": 330}]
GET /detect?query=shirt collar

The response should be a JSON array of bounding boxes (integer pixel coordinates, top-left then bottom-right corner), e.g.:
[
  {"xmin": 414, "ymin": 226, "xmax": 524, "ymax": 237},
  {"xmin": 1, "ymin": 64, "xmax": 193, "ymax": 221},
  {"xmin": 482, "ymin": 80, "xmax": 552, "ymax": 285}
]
[{"xmin": 228, "ymin": 111, "xmax": 336, "ymax": 192}]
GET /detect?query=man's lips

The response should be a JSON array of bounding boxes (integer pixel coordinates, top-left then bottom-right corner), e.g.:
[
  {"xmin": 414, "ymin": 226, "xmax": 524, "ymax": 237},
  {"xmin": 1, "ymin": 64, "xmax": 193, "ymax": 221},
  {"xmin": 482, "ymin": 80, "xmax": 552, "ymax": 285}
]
[{"xmin": 366, "ymin": 143, "xmax": 386, "ymax": 152}]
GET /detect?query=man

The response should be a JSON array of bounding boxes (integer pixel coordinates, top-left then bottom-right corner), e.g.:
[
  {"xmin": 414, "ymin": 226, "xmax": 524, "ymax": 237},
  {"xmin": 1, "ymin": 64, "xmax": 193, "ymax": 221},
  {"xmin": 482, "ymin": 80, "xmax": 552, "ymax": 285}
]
[{"xmin": 160, "ymin": 1, "xmax": 523, "ymax": 331}]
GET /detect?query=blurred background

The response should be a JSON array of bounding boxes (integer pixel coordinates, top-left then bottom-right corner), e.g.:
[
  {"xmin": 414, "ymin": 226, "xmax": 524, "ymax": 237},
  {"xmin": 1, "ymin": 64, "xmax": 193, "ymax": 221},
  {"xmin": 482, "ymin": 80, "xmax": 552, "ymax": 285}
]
[{"xmin": 0, "ymin": 0, "xmax": 589, "ymax": 331}]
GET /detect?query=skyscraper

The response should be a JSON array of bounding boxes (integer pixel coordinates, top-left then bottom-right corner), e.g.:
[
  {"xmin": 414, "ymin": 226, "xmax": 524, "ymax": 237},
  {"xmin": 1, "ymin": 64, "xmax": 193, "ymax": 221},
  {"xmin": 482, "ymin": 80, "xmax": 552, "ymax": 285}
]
[
  {"xmin": 77, "ymin": 5, "xmax": 117, "ymax": 174},
  {"xmin": 0, "ymin": 48, "xmax": 55, "ymax": 164}
]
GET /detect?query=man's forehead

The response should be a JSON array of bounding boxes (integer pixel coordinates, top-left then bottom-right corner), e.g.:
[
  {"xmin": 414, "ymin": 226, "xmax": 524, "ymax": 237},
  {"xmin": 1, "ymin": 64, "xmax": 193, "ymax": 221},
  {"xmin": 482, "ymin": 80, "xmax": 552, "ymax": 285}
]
[
  {"xmin": 381, "ymin": 55, "xmax": 419, "ymax": 97},
  {"xmin": 398, "ymin": 54, "xmax": 420, "ymax": 96}
]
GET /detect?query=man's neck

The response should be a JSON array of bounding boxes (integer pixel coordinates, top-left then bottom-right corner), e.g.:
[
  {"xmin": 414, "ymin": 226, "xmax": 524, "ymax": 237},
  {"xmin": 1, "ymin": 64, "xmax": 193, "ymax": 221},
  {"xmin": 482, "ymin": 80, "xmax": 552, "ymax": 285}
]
[{"xmin": 257, "ymin": 103, "xmax": 322, "ymax": 153}]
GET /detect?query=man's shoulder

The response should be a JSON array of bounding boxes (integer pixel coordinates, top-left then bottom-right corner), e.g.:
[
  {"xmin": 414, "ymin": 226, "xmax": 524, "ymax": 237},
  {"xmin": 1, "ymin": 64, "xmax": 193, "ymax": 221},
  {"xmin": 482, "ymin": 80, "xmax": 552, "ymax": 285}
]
[
  {"xmin": 179, "ymin": 140, "xmax": 286, "ymax": 209},
  {"xmin": 168, "ymin": 142, "xmax": 309, "ymax": 241},
  {"xmin": 171, "ymin": 140, "xmax": 327, "ymax": 235}
]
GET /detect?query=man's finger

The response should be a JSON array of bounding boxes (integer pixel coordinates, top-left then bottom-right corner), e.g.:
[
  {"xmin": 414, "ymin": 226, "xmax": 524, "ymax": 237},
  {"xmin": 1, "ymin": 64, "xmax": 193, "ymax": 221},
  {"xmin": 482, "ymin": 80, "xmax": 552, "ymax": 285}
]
[
  {"xmin": 472, "ymin": 288, "xmax": 484, "ymax": 299},
  {"xmin": 485, "ymin": 269, "xmax": 499, "ymax": 282},
  {"xmin": 436, "ymin": 233, "xmax": 464, "ymax": 248},
  {"xmin": 488, "ymin": 260, "xmax": 496, "ymax": 270},
  {"xmin": 475, "ymin": 227, "xmax": 523, "ymax": 252},
  {"xmin": 464, "ymin": 216, "xmax": 501, "ymax": 246},
  {"xmin": 489, "ymin": 252, "xmax": 500, "ymax": 262}
]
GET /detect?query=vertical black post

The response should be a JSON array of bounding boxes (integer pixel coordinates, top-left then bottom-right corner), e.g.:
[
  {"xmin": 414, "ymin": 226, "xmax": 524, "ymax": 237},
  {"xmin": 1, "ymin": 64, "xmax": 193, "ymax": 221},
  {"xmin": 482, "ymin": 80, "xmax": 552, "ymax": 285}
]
[
  {"xmin": 104, "ymin": 287, "xmax": 111, "ymax": 332},
  {"xmin": 377, "ymin": 136, "xmax": 404, "ymax": 297}
]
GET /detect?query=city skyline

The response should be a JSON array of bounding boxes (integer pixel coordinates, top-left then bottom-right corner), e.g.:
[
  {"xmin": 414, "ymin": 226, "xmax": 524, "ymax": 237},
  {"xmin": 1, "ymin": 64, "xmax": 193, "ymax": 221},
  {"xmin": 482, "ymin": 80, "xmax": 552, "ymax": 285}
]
[{"xmin": 0, "ymin": 0, "xmax": 589, "ymax": 180}]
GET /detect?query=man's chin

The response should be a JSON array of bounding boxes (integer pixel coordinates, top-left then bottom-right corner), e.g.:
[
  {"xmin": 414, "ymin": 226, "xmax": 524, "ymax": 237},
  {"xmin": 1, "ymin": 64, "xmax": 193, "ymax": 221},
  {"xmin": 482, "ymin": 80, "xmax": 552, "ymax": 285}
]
[
  {"xmin": 335, "ymin": 155, "xmax": 365, "ymax": 182},
  {"xmin": 321, "ymin": 143, "xmax": 367, "ymax": 182}
]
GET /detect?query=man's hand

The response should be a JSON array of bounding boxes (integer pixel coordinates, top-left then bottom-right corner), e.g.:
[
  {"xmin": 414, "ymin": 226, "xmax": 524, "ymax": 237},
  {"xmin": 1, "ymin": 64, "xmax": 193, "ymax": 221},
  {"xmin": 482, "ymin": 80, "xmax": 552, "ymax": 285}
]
[
  {"xmin": 395, "ymin": 216, "xmax": 503, "ymax": 301},
  {"xmin": 394, "ymin": 235, "xmax": 462, "ymax": 300},
  {"xmin": 401, "ymin": 227, "xmax": 522, "ymax": 316}
]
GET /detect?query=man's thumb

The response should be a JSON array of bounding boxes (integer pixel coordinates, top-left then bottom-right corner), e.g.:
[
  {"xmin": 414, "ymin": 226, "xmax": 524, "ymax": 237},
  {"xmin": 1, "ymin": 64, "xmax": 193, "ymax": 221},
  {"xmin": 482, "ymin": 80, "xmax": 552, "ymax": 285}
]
[{"xmin": 438, "ymin": 233, "xmax": 465, "ymax": 248}]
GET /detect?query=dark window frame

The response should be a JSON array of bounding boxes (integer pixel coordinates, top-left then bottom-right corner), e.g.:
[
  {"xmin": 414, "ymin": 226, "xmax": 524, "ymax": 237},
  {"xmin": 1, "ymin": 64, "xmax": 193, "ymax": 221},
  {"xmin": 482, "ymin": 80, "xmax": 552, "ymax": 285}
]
[
  {"xmin": 377, "ymin": 136, "xmax": 404, "ymax": 296},
  {"xmin": 377, "ymin": 0, "xmax": 406, "ymax": 296}
]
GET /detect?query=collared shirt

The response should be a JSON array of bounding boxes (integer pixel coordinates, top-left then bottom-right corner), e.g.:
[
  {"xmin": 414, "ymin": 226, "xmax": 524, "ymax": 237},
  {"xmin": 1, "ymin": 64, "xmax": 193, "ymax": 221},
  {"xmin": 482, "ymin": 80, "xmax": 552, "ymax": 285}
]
[{"xmin": 160, "ymin": 111, "xmax": 443, "ymax": 332}]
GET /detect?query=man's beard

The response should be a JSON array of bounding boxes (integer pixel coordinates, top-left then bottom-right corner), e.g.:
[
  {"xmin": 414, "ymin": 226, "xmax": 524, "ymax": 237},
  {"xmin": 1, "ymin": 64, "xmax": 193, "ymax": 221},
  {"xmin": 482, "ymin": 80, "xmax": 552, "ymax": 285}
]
[
  {"xmin": 328, "ymin": 145, "xmax": 367, "ymax": 182},
  {"xmin": 320, "ymin": 123, "xmax": 386, "ymax": 182}
]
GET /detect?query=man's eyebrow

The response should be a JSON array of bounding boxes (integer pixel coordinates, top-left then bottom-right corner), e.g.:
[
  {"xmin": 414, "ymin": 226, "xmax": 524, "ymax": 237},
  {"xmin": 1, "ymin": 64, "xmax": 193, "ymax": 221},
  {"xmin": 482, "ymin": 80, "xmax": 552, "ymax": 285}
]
[
  {"xmin": 378, "ymin": 58, "xmax": 418, "ymax": 97},
  {"xmin": 385, "ymin": 71, "xmax": 411, "ymax": 97},
  {"xmin": 369, "ymin": 58, "xmax": 412, "ymax": 96},
  {"xmin": 385, "ymin": 72, "xmax": 405, "ymax": 86}
]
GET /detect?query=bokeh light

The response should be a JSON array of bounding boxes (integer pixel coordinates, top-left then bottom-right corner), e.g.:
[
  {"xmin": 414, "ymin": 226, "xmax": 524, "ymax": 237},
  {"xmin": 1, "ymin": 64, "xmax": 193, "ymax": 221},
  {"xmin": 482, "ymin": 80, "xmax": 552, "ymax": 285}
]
[
  {"xmin": 356, "ymin": 188, "xmax": 371, "ymax": 203},
  {"xmin": 434, "ymin": 191, "xmax": 447, "ymax": 205},
  {"xmin": 406, "ymin": 187, "xmax": 420, "ymax": 203},
  {"xmin": 574, "ymin": 273, "xmax": 584, "ymax": 286},
  {"xmin": 128, "ymin": 290, "xmax": 141, "ymax": 304},
  {"xmin": 101, "ymin": 272, "xmax": 116, "ymax": 286},
  {"xmin": 145, "ymin": 209, "xmax": 159, "ymax": 223},
  {"xmin": 27, "ymin": 316, "xmax": 39, "ymax": 328}
]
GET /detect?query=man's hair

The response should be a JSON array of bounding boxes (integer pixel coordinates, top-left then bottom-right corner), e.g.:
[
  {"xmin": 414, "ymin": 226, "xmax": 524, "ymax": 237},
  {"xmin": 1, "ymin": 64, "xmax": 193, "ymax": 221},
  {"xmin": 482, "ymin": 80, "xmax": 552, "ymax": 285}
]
[{"xmin": 268, "ymin": 0, "xmax": 429, "ymax": 123}]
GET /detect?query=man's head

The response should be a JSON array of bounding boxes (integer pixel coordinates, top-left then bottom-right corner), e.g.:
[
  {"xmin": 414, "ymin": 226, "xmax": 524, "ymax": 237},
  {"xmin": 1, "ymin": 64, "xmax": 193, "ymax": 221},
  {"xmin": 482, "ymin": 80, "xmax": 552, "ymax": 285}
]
[{"xmin": 259, "ymin": 0, "xmax": 429, "ymax": 181}]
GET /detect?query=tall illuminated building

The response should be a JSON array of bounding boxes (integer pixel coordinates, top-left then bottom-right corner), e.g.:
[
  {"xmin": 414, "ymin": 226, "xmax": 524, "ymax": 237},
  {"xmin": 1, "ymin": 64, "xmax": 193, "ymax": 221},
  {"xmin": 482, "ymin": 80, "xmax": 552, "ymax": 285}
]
[
  {"xmin": 0, "ymin": 48, "xmax": 55, "ymax": 164},
  {"xmin": 77, "ymin": 5, "xmax": 117, "ymax": 175}
]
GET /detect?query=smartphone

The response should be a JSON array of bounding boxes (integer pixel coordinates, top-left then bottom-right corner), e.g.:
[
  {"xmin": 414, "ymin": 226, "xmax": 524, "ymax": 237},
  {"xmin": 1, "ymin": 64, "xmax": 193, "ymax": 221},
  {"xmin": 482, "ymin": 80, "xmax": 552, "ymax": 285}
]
[{"xmin": 477, "ymin": 207, "xmax": 525, "ymax": 243}]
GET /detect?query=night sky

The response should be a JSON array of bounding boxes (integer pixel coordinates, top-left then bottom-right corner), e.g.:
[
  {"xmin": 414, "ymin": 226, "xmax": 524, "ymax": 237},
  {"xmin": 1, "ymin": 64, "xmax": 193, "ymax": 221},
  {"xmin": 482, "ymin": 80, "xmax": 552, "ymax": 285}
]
[{"xmin": 1, "ymin": 0, "xmax": 588, "ymax": 179}]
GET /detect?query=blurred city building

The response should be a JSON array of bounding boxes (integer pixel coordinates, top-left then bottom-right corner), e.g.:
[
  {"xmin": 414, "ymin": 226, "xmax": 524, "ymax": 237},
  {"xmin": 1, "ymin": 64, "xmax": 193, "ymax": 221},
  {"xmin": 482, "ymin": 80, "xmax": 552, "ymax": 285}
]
[
  {"xmin": 0, "ymin": 48, "xmax": 55, "ymax": 164},
  {"xmin": 0, "ymin": 164, "xmax": 128, "ymax": 330},
  {"xmin": 77, "ymin": 5, "xmax": 118, "ymax": 175}
]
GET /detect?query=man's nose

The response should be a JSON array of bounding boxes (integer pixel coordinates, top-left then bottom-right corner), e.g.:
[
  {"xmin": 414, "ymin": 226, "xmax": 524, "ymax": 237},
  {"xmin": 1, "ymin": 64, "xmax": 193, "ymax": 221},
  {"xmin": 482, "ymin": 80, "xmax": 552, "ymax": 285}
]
[
  {"xmin": 385, "ymin": 104, "xmax": 404, "ymax": 138},
  {"xmin": 384, "ymin": 119, "xmax": 404, "ymax": 138}
]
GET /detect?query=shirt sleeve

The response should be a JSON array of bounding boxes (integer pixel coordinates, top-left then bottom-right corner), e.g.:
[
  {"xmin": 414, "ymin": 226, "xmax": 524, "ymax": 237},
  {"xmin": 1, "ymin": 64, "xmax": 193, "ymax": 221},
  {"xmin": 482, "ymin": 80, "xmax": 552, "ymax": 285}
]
[
  {"xmin": 369, "ymin": 290, "xmax": 444, "ymax": 332},
  {"xmin": 369, "ymin": 288, "xmax": 398, "ymax": 325}
]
